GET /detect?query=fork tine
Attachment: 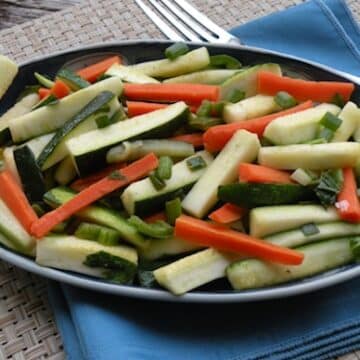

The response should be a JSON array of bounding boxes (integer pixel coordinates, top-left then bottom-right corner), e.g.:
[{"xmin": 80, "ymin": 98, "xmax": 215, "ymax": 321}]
[
  {"xmin": 160, "ymin": 0, "xmax": 218, "ymax": 42},
  {"xmin": 147, "ymin": 0, "xmax": 200, "ymax": 41},
  {"xmin": 134, "ymin": 0, "xmax": 185, "ymax": 41},
  {"xmin": 172, "ymin": 0, "xmax": 234, "ymax": 41}
]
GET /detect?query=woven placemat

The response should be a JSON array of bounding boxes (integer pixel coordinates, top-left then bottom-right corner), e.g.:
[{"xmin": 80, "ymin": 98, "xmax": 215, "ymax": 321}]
[{"xmin": 0, "ymin": 1, "xmax": 359, "ymax": 359}]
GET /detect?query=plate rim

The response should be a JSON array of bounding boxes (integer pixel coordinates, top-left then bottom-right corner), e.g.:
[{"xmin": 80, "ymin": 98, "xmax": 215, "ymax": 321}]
[{"xmin": 2, "ymin": 39, "xmax": 359, "ymax": 303}]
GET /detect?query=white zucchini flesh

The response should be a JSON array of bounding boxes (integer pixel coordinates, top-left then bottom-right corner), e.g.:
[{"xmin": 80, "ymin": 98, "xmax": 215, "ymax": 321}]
[
  {"xmin": 121, "ymin": 151, "xmax": 214, "ymax": 215},
  {"xmin": 250, "ymin": 205, "xmax": 339, "ymax": 238},
  {"xmin": 25, "ymin": 132, "xmax": 54, "ymax": 159},
  {"xmin": 227, "ymin": 238, "xmax": 354, "ymax": 290},
  {"xmin": 105, "ymin": 64, "xmax": 159, "ymax": 84},
  {"xmin": 36, "ymin": 236, "xmax": 138, "ymax": 278},
  {"xmin": 54, "ymin": 157, "xmax": 77, "ymax": 185},
  {"xmin": 335, "ymin": 101, "xmax": 360, "ymax": 142},
  {"xmin": 258, "ymin": 142, "xmax": 360, "ymax": 170},
  {"xmin": 0, "ymin": 199, "xmax": 35, "ymax": 254},
  {"xmin": 182, "ymin": 130, "xmax": 260, "ymax": 218},
  {"xmin": 139, "ymin": 237, "xmax": 204, "ymax": 261},
  {"xmin": 265, "ymin": 221, "xmax": 360, "ymax": 248},
  {"xmin": 220, "ymin": 63, "xmax": 281, "ymax": 100},
  {"xmin": 154, "ymin": 248, "xmax": 238, "ymax": 295},
  {"xmin": 0, "ymin": 93, "xmax": 39, "ymax": 126},
  {"xmin": 223, "ymin": 95, "xmax": 280, "ymax": 123},
  {"xmin": 10, "ymin": 77, "xmax": 123, "ymax": 143},
  {"xmin": 129, "ymin": 47, "xmax": 210, "ymax": 78},
  {"xmin": 0, "ymin": 55, "xmax": 18, "ymax": 99},
  {"xmin": 163, "ymin": 69, "xmax": 239, "ymax": 85},
  {"xmin": 263, "ymin": 103, "xmax": 340, "ymax": 145},
  {"xmin": 2, "ymin": 147, "xmax": 21, "ymax": 185},
  {"xmin": 290, "ymin": 168, "xmax": 317, "ymax": 186}
]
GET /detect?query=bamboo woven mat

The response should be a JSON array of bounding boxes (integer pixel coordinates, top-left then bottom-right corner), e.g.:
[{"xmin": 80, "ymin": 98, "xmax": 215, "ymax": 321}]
[{"xmin": 0, "ymin": 0, "xmax": 359, "ymax": 359}]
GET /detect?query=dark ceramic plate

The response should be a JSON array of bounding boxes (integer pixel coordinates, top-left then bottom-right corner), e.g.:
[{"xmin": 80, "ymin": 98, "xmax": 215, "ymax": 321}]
[{"xmin": 0, "ymin": 40, "xmax": 359, "ymax": 303}]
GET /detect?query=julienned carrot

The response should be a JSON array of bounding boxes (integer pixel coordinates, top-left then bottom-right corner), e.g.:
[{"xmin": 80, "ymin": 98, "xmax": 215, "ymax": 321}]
[
  {"xmin": 171, "ymin": 133, "xmax": 204, "ymax": 148},
  {"xmin": 127, "ymin": 101, "xmax": 198, "ymax": 117},
  {"xmin": 336, "ymin": 168, "xmax": 360, "ymax": 222},
  {"xmin": 77, "ymin": 55, "xmax": 121, "ymax": 83},
  {"xmin": 0, "ymin": 170, "xmax": 38, "ymax": 232},
  {"xmin": 203, "ymin": 101, "xmax": 313, "ymax": 152},
  {"xmin": 258, "ymin": 71, "xmax": 355, "ymax": 102},
  {"xmin": 144, "ymin": 212, "xmax": 167, "ymax": 223},
  {"xmin": 31, "ymin": 153, "xmax": 158, "ymax": 238},
  {"xmin": 70, "ymin": 163, "xmax": 126, "ymax": 191},
  {"xmin": 239, "ymin": 163, "xmax": 293, "ymax": 184},
  {"xmin": 51, "ymin": 80, "xmax": 71, "ymax": 99},
  {"xmin": 38, "ymin": 88, "xmax": 51, "ymax": 100},
  {"xmin": 124, "ymin": 83, "xmax": 220, "ymax": 105},
  {"xmin": 175, "ymin": 215, "xmax": 304, "ymax": 265},
  {"xmin": 208, "ymin": 204, "xmax": 245, "ymax": 224}
]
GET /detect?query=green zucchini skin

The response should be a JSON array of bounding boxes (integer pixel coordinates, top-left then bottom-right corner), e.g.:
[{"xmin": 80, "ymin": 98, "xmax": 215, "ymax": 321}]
[
  {"xmin": 37, "ymin": 91, "xmax": 115, "ymax": 170},
  {"xmin": 71, "ymin": 104, "xmax": 189, "ymax": 176},
  {"xmin": 218, "ymin": 183, "xmax": 315, "ymax": 207},
  {"xmin": 13, "ymin": 146, "xmax": 46, "ymax": 203}
]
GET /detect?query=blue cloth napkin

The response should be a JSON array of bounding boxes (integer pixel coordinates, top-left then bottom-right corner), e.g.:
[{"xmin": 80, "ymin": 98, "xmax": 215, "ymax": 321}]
[{"xmin": 48, "ymin": 1, "xmax": 360, "ymax": 359}]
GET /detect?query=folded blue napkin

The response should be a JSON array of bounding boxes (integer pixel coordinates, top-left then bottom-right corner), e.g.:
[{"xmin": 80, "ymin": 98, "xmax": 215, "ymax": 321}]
[{"xmin": 48, "ymin": 1, "xmax": 360, "ymax": 359}]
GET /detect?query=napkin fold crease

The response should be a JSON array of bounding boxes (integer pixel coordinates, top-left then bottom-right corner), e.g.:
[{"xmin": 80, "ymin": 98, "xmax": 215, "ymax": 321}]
[{"xmin": 48, "ymin": 0, "xmax": 360, "ymax": 359}]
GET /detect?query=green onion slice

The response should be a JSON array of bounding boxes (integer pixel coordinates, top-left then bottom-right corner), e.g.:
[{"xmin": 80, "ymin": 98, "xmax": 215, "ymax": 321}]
[
  {"xmin": 165, "ymin": 42, "xmax": 190, "ymax": 60},
  {"xmin": 165, "ymin": 197, "xmax": 182, "ymax": 225},
  {"xmin": 196, "ymin": 100, "xmax": 212, "ymax": 117},
  {"xmin": 128, "ymin": 216, "xmax": 173, "ymax": 239},
  {"xmin": 149, "ymin": 171, "xmax": 166, "ymax": 190},
  {"xmin": 186, "ymin": 156, "xmax": 207, "ymax": 171},
  {"xmin": 319, "ymin": 112, "xmax": 342, "ymax": 131},
  {"xmin": 226, "ymin": 89, "xmax": 245, "ymax": 103},
  {"xmin": 156, "ymin": 156, "xmax": 173, "ymax": 180},
  {"xmin": 210, "ymin": 55, "xmax": 242, "ymax": 69},
  {"xmin": 274, "ymin": 91, "xmax": 298, "ymax": 109}
]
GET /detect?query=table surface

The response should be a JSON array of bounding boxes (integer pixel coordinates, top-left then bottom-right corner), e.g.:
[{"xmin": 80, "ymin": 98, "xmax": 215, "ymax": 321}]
[{"xmin": 0, "ymin": 1, "xmax": 359, "ymax": 359}]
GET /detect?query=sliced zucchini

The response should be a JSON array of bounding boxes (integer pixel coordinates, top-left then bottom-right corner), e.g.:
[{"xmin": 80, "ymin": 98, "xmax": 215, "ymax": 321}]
[
  {"xmin": 333, "ymin": 101, "xmax": 360, "ymax": 142},
  {"xmin": 67, "ymin": 101, "xmax": 189, "ymax": 176},
  {"xmin": 105, "ymin": 64, "xmax": 159, "ymax": 84},
  {"xmin": 25, "ymin": 133, "xmax": 55, "ymax": 159},
  {"xmin": 220, "ymin": 63, "xmax": 281, "ymax": 100},
  {"xmin": 2, "ymin": 147, "xmax": 20, "ymax": 184},
  {"xmin": 56, "ymin": 69, "xmax": 90, "ymax": 90},
  {"xmin": 107, "ymin": 139, "xmax": 194, "ymax": 163},
  {"xmin": 37, "ymin": 91, "xmax": 120, "ymax": 170},
  {"xmin": 34, "ymin": 72, "xmax": 55, "ymax": 88},
  {"xmin": 258, "ymin": 142, "xmax": 360, "ymax": 170},
  {"xmin": 0, "ymin": 199, "xmax": 35, "ymax": 254},
  {"xmin": 139, "ymin": 236, "xmax": 204, "ymax": 261},
  {"xmin": 263, "ymin": 103, "xmax": 340, "ymax": 145},
  {"xmin": 290, "ymin": 168, "xmax": 318, "ymax": 186},
  {"xmin": 265, "ymin": 221, "xmax": 360, "ymax": 248},
  {"xmin": 129, "ymin": 47, "xmax": 210, "ymax": 78},
  {"xmin": 0, "ymin": 232, "xmax": 18, "ymax": 253},
  {"xmin": 54, "ymin": 157, "xmax": 77, "ymax": 185},
  {"xmin": 10, "ymin": 77, "xmax": 123, "ymax": 143},
  {"xmin": 0, "ymin": 93, "xmax": 39, "ymax": 145},
  {"xmin": 44, "ymin": 187, "xmax": 148, "ymax": 248},
  {"xmin": 0, "ymin": 55, "xmax": 18, "ymax": 99},
  {"xmin": 13, "ymin": 146, "xmax": 46, "ymax": 203},
  {"xmin": 218, "ymin": 183, "xmax": 314, "ymax": 208},
  {"xmin": 223, "ymin": 95, "xmax": 280, "ymax": 123},
  {"xmin": 182, "ymin": 130, "xmax": 260, "ymax": 218},
  {"xmin": 250, "ymin": 204, "xmax": 339, "ymax": 238},
  {"xmin": 163, "ymin": 69, "xmax": 239, "ymax": 85},
  {"xmin": 36, "ymin": 235, "xmax": 137, "ymax": 281},
  {"xmin": 121, "ymin": 151, "xmax": 213, "ymax": 216},
  {"xmin": 154, "ymin": 248, "xmax": 237, "ymax": 295},
  {"xmin": 227, "ymin": 238, "xmax": 354, "ymax": 290}
]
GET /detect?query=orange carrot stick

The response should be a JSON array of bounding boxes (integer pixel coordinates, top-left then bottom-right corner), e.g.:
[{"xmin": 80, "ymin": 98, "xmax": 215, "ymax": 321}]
[
  {"xmin": 127, "ymin": 101, "xmax": 198, "ymax": 117},
  {"xmin": 77, "ymin": 55, "xmax": 121, "ymax": 83},
  {"xmin": 31, "ymin": 153, "xmax": 158, "ymax": 238},
  {"xmin": 203, "ymin": 101, "xmax": 313, "ymax": 152},
  {"xmin": 336, "ymin": 168, "xmax": 360, "ymax": 222},
  {"xmin": 175, "ymin": 215, "xmax": 304, "ymax": 265},
  {"xmin": 208, "ymin": 204, "xmax": 245, "ymax": 224},
  {"xmin": 0, "ymin": 170, "xmax": 38, "ymax": 232},
  {"xmin": 38, "ymin": 88, "xmax": 51, "ymax": 100},
  {"xmin": 239, "ymin": 163, "xmax": 293, "ymax": 184},
  {"xmin": 124, "ymin": 83, "xmax": 220, "ymax": 104},
  {"xmin": 70, "ymin": 164, "xmax": 126, "ymax": 192},
  {"xmin": 171, "ymin": 133, "xmax": 204, "ymax": 148},
  {"xmin": 51, "ymin": 80, "xmax": 71, "ymax": 99},
  {"xmin": 257, "ymin": 71, "xmax": 355, "ymax": 102}
]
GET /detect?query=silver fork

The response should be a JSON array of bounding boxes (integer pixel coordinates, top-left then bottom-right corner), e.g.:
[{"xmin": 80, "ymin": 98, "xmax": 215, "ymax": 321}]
[{"xmin": 134, "ymin": 0, "xmax": 241, "ymax": 45}]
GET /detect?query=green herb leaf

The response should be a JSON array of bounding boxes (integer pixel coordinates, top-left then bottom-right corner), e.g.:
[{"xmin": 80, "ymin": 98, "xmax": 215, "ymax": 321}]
[
  {"xmin": 314, "ymin": 169, "xmax": 344, "ymax": 206},
  {"xmin": 300, "ymin": 223, "xmax": 320, "ymax": 236},
  {"xmin": 274, "ymin": 91, "xmax": 298, "ymax": 109},
  {"xmin": 186, "ymin": 155, "xmax": 207, "ymax": 171},
  {"xmin": 165, "ymin": 42, "xmax": 190, "ymax": 60},
  {"xmin": 210, "ymin": 55, "xmax": 242, "ymax": 69}
]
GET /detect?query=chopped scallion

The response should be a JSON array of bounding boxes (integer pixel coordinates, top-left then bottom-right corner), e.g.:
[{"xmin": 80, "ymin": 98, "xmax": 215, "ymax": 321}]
[
  {"xmin": 318, "ymin": 127, "xmax": 334, "ymax": 142},
  {"xmin": 149, "ymin": 171, "xmax": 166, "ymax": 190},
  {"xmin": 188, "ymin": 114, "xmax": 222, "ymax": 131},
  {"xmin": 75, "ymin": 222, "xmax": 120, "ymax": 246},
  {"xmin": 300, "ymin": 223, "xmax": 320, "ymax": 236},
  {"xmin": 274, "ymin": 91, "xmax": 297, "ymax": 109},
  {"xmin": 165, "ymin": 197, "xmax": 182, "ymax": 225},
  {"xmin": 211, "ymin": 101, "xmax": 225, "ymax": 117},
  {"xmin": 196, "ymin": 100, "xmax": 212, "ymax": 117},
  {"xmin": 319, "ymin": 112, "xmax": 342, "ymax": 131},
  {"xmin": 156, "ymin": 156, "xmax": 173, "ymax": 180},
  {"xmin": 186, "ymin": 155, "xmax": 207, "ymax": 171},
  {"xmin": 314, "ymin": 169, "xmax": 343, "ymax": 205},
  {"xmin": 331, "ymin": 93, "xmax": 345, "ymax": 108},
  {"xmin": 210, "ymin": 55, "xmax": 242, "ymax": 69},
  {"xmin": 165, "ymin": 42, "xmax": 190, "ymax": 60},
  {"xmin": 128, "ymin": 216, "xmax": 173, "ymax": 238},
  {"xmin": 96, "ymin": 115, "xmax": 112, "ymax": 128},
  {"xmin": 226, "ymin": 89, "xmax": 245, "ymax": 103}
]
